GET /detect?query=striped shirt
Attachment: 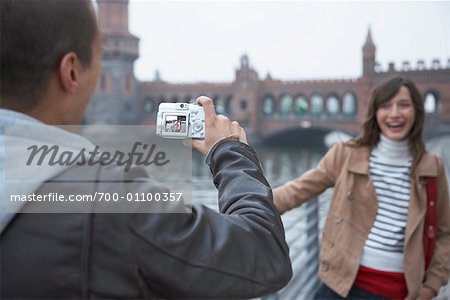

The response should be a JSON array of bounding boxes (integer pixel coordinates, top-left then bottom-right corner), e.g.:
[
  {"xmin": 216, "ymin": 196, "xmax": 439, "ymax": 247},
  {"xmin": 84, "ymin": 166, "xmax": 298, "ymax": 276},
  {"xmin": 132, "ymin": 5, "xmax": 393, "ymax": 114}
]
[{"xmin": 360, "ymin": 135, "xmax": 412, "ymax": 272}]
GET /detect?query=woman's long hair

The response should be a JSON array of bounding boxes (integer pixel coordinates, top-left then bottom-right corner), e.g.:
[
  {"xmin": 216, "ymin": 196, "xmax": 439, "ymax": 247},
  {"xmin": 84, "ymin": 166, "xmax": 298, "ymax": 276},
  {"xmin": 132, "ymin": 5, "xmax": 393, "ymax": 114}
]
[{"xmin": 352, "ymin": 76, "xmax": 425, "ymax": 178}]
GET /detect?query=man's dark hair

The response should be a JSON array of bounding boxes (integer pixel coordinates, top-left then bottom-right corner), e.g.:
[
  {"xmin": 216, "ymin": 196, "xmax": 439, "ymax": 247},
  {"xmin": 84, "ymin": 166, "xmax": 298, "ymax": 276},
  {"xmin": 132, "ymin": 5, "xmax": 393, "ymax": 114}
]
[{"xmin": 1, "ymin": 0, "xmax": 98, "ymax": 112}]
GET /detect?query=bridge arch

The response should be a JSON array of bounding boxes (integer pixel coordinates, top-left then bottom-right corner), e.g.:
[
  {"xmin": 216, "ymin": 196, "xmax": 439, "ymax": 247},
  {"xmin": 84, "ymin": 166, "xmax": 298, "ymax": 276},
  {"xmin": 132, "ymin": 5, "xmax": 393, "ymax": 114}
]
[
  {"xmin": 343, "ymin": 91, "xmax": 357, "ymax": 117},
  {"xmin": 294, "ymin": 94, "xmax": 309, "ymax": 116},
  {"xmin": 262, "ymin": 94, "xmax": 276, "ymax": 116},
  {"xmin": 224, "ymin": 95, "xmax": 233, "ymax": 115},
  {"xmin": 310, "ymin": 93, "xmax": 325, "ymax": 116},
  {"xmin": 280, "ymin": 94, "xmax": 293, "ymax": 116},
  {"xmin": 424, "ymin": 90, "xmax": 439, "ymax": 114},
  {"xmin": 325, "ymin": 93, "xmax": 340, "ymax": 115},
  {"xmin": 211, "ymin": 94, "xmax": 233, "ymax": 115},
  {"xmin": 212, "ymin": 94, "xmax": 224, "ymax": 114}
]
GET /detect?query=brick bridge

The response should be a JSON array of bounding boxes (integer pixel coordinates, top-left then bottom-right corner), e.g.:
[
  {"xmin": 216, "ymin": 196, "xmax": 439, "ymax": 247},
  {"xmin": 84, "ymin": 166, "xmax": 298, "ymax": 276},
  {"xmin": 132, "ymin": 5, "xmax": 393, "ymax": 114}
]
[
  {"xmin": 133, "ymin": 31, "xmax": 450, "ymax": 146},
  {"xmin": 136, "ymin": 61, "xmax": 450, "ymax": 145},
  {"xmin": 89, "ymin": 0, "xmax": 450, "ymax": 146}
]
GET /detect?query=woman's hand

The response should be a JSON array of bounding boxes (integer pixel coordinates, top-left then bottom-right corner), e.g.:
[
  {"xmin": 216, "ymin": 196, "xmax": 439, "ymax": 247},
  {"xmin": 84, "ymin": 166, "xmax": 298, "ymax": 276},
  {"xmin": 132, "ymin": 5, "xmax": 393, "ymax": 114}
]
[{"xmin": 415, "ymin": 286, "xmax": 436, "ymax": 300}]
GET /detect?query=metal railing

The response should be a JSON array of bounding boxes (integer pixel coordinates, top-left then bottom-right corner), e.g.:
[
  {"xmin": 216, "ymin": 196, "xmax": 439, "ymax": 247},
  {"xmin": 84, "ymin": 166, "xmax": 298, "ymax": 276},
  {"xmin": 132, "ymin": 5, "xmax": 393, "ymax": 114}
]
[{"xmin": 262, "ymin": 193, "xmax": 332, "ymax": 300}]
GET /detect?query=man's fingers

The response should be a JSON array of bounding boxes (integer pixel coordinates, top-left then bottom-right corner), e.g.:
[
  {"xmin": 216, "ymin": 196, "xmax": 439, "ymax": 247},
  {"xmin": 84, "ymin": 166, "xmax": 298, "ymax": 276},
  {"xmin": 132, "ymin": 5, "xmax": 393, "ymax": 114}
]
[
  {"xmin": 191, "ymin": 97, "xmax": 249, "ymax": 155},
  {"xmin": 195, "ymin": 96, "xmax": 216, "ymax": 126},
  {"xmin": 230, "ymin": 121, "xmax": 240, "ymax": 135}
]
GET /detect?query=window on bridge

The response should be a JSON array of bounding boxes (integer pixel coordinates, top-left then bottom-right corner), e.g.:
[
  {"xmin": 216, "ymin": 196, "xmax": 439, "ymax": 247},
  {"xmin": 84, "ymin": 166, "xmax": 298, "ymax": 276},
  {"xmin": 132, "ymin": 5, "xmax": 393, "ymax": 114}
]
[
  {"xmin": 311, "ymin": 94, "xmax": 324, "ymax": 115},
  {"xmin": 263, "ymin": 95, "xmax": 275, "ymax": 115},
  {"xmin": 215, "ymin": 97, "xmax": 225, "ymax": 114},
  {"xmin": 295, "ymin": 96, "xmax": 309, "ymax": 116},
  {"xmin": 343, "ymin": 92, "xmax": 357, "ymax": 116},
  {"xmin": 144, "ymin": 97, "xmax": 154, "ymax": 113},
  {"xmin": 424, "ymin": 91, "xmax": 438, "ymax": 114},
  {"xmin": 224, "ymin": 96, "xmax": 233, "ymax": 114},
  {"xmin": 280, "ymin": 95, "xmax": 293, "ymax": 116},
  {"xmin": 326, "ymin": 95, "xmax": 340, "ymax": 115},
  {"xmin": 240, "ymin": 99, "xmax": 248, "ymax": 110}
]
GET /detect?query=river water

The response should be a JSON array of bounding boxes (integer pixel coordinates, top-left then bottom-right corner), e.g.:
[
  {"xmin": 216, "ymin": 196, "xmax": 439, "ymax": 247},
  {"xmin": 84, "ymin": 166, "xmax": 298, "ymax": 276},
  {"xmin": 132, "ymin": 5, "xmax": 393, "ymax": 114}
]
[
  {"xmin": 191, "ymin": 145, "xmax": 327, "ymax": 209},
  {"xmin": 192, "ymin": 136, "xmax": 450, "ymax": 208}
]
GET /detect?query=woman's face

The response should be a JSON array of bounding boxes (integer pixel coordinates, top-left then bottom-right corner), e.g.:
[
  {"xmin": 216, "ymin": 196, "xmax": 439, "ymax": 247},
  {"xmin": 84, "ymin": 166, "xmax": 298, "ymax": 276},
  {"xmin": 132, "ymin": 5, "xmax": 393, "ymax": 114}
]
[{"xmin": 376, "ymin": 86, "xmax": 416, "ymax": 141}]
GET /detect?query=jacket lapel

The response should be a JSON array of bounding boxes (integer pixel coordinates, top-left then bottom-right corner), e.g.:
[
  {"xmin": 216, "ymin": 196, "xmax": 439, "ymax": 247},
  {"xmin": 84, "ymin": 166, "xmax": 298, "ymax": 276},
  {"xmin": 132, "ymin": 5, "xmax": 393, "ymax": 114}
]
[
  {"xmin": 347, "ymin": 147, "xmax": 370, "ymax": 175},
  {"xmin": 347, "ymin": 147, "xmax": 379, "ymax": 216}
]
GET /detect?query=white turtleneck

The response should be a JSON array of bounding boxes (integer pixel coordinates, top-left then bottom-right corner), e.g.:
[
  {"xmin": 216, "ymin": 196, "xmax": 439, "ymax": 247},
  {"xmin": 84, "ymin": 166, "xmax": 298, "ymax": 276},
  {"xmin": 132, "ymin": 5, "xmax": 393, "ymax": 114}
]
[
  {"xmin": 360, "ymin": 134, "xmax": 412, "ymax": 272},
  {"xmin": 371, "ymin": 134, "xmax": 412, "ymax": 164}
]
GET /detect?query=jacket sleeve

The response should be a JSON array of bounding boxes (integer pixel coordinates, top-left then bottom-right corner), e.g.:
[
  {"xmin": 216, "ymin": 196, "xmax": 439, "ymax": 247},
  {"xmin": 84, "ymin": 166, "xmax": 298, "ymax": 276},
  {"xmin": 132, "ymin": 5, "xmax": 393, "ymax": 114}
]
[
  {"xmin": 423, "ymin": 157, "xmax": 450, "ymax": 294},
  {"xmin": 273, "ymin": 142, "xmax": 344, "ymax": 214},
  {"xmin": 128, "ymin": 141, "xmax": 292, "ymax": 299}
]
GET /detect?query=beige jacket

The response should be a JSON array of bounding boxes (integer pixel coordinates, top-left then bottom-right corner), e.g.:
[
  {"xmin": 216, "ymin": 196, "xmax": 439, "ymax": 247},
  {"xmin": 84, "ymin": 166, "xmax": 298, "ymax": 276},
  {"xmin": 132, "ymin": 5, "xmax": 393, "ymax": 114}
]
[{"xmin": 273, "ymin": 142, "xmax": 450, "ymax": 299}]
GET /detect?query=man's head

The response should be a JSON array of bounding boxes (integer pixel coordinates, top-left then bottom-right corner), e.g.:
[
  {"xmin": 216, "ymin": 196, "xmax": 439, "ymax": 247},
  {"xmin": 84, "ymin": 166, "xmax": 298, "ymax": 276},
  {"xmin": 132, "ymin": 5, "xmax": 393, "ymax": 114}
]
[{"xmin": 1, "ymin": 0, "xmax": 101, "ymax": 124}]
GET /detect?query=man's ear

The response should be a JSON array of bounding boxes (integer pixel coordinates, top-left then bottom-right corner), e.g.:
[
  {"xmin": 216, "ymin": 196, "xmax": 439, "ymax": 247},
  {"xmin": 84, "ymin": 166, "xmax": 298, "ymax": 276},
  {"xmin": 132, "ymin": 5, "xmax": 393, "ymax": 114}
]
[{"xmin": 59, "ymin": 52, "xmax": 80, "ymax": 94}]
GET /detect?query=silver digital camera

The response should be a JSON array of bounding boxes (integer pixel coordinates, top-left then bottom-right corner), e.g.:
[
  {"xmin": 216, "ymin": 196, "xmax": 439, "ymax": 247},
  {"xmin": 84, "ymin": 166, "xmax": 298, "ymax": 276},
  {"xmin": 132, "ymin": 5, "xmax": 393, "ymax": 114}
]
[{"xmin": 156, "ymin": 102, "xmax": 205, "ymax": 139}]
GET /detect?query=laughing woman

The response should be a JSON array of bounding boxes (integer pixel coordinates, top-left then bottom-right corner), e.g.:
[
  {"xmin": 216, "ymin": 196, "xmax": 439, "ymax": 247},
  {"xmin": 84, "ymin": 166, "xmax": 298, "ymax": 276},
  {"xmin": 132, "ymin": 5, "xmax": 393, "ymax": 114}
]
[{"xmin": 273, "ymin": 77, "xmax": 450, "ymax": 300}]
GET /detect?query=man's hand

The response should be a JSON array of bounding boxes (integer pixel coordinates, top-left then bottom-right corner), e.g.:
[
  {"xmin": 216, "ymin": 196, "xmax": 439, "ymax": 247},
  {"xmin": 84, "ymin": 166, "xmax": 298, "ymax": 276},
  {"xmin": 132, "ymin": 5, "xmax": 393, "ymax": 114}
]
[
  {"xmin": 191, "ymin": 96, "xmax": 248, "ymax": 156},
  {"xmin": 415, "ymin": 286, "xmax": 436, "ymax": 300}
]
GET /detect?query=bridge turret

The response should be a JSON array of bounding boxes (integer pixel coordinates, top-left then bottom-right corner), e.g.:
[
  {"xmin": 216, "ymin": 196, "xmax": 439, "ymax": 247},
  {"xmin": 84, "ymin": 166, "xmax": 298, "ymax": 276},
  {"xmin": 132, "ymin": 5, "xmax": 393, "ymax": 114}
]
[
  {"xmin": 362, "ymin": 28, "xmax": 376, "ymax": 77},
  {"xmin": 231, "ymin": 54, "xmax": 260, "ymax": 134},
  {"xmin": 235, "ymin": 54, "xmax": 259, "ymax": 83},
  {"xmin": 85, "ymin": 0, "xmax": 140, "ymax": 124},
  {"xmin": 97, "ymin": 0, "xmax": 139, "ymax": 62}
]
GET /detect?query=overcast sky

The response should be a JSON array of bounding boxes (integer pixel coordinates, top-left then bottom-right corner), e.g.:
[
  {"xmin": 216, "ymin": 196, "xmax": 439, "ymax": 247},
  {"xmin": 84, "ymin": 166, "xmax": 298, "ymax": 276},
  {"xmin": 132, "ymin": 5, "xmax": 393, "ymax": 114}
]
[{"xmin": 127, "ymin": 1, "xmax": 450, "ymax": 83}]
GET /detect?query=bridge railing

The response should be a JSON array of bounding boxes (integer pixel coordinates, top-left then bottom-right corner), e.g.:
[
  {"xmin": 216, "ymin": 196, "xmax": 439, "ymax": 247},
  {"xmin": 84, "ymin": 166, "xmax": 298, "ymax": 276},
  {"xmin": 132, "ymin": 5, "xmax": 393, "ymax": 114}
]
[{"xmin": 261, "ymin": 192, "xmax": 332, "ymax": 300}]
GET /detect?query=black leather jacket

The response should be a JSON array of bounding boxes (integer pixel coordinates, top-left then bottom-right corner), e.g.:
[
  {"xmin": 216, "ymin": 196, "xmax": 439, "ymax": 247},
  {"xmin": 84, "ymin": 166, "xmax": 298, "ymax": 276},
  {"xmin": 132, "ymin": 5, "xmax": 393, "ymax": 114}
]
[{"xmin": 1, "ymin": 142, "xmax": 292, "ymax": 299}]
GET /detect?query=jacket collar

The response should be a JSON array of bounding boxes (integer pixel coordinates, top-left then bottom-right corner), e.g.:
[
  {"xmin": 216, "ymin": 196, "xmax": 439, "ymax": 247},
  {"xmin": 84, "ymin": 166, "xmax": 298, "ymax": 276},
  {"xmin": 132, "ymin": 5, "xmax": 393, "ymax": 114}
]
[
  {"xmin": 347, "ymin": 146, "xmax": 370, "ymax": 175},
  {"xmin": 415, "ymin": 153, "xmax": 439, "ymax": 178}
]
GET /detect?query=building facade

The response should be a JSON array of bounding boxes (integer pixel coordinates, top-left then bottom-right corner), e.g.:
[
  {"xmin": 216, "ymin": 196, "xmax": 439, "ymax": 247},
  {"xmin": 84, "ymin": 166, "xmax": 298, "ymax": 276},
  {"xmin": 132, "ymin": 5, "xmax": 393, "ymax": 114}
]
[{"xmin": 87, "ymin": 0, "xmax": 450, "ymax": 142}]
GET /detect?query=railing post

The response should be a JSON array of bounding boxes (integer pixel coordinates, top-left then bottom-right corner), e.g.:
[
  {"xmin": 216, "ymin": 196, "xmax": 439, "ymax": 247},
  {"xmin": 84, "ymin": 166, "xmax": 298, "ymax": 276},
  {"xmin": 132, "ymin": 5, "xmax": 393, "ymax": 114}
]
[
  {"xmin": 262, "ymin": 197, "xmax": 322, "ymax": 300},
  {"xmin": 304, "ymin": 198, "xmax": 321, "ymax": 298}
]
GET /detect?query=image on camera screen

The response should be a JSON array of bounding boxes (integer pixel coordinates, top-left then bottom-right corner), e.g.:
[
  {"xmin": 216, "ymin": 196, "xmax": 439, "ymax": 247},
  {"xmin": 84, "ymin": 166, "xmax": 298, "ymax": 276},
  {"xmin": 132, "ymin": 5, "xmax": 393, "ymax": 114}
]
[{"xmin": 164, "ymin": 115, "xmax": 187, "ymax": 134}]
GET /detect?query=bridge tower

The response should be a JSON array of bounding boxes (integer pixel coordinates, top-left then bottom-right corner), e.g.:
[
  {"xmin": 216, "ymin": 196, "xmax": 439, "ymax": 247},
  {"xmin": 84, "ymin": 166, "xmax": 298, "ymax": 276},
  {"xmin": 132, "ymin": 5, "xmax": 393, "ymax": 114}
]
[
  {"xmin": 362, "ymin": 28, "xmax": 376, "ymax": 77},
  {"xmin": 357, "ymin": 28, "xmax": 377, "ymax": 123},
  {"xmin": 85, "ymin": 0, "xmax": 140, "ymax": 124},
  {"xmin": 232, "ymin": 55, "xmax": 260, "ymax": 133}
]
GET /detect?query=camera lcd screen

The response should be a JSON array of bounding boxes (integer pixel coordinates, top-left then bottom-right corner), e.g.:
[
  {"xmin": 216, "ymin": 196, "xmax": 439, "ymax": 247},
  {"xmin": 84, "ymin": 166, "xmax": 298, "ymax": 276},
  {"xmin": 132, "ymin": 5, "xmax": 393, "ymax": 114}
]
[{"xmin": 164, "ymin": 115, "xmax": 187, "ymax": 134}]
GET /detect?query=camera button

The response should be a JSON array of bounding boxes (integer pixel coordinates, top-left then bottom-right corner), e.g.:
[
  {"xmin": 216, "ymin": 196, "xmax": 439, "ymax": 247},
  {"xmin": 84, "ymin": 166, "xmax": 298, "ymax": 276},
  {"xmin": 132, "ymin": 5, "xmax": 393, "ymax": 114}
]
[{"xmin": 193, "ymin": 122, "xmax": 203, "ymax": 132}]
